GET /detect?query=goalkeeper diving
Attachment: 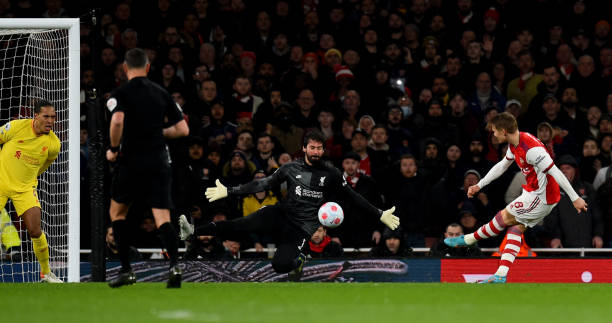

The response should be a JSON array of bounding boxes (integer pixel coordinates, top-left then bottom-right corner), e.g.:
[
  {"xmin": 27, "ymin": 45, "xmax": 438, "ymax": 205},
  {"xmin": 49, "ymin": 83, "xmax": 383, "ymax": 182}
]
[
  {"xmin": 0, "ymin": 100, "xmax": 62, "ymax": 282},
  {"xmin": 179, "ymin": 130, "xmax": 399, "ymax": 279}
]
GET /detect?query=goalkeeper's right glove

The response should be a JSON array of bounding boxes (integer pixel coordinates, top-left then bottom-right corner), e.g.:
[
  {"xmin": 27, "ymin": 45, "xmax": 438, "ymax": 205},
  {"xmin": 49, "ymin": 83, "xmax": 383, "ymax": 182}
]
[
  {"xmin": 380, "ymin": 206, "xmax": 400, "ymax": 230},
  {"xmin": 205, "ymin": 179, "xmax": 228, "ymax": 202}
]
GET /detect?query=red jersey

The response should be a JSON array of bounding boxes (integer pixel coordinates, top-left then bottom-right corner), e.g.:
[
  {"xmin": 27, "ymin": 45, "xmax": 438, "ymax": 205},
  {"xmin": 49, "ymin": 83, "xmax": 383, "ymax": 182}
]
[{"xmin": 507, "ymin": 132, "xmax": 560, "ymax": 204}]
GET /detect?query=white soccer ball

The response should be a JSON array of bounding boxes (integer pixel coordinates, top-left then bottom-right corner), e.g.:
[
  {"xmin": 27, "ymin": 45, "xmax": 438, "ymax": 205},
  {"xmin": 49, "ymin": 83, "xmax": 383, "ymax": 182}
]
[{"xmin": 318, "ymin": 202, "xmax": 344, "ymax": 228}]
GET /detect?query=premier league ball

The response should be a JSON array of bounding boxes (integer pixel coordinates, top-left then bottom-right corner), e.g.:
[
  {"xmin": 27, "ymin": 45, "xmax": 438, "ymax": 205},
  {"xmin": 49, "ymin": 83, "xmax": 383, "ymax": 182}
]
[{"xmin": 318, "ymin": 202, "xmax": 344, "ymax": 228}]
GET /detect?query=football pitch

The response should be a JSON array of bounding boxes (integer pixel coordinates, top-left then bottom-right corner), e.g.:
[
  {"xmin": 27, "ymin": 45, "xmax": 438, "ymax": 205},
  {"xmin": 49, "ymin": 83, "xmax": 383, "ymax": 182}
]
[{"xmin": 2, "ymin": 283, "xmax": 611, "ymax": 322}]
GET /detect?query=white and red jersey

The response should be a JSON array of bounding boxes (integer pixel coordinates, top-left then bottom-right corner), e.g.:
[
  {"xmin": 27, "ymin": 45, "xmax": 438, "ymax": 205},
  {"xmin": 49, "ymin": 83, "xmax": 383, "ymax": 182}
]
[{"xmin": 506, "ymin": 132, "xmax": 560, "ymax": 204}]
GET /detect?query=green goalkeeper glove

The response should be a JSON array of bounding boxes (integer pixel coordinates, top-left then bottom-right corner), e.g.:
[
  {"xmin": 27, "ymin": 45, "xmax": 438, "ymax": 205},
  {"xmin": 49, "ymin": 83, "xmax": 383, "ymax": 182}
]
[
  {"xmin": 205, "ymin": 179, "xmax": 228, "ymax": 202},
  {"xmin": 380, "ymin": 206, "xmax": 400, "ymax": 230}
]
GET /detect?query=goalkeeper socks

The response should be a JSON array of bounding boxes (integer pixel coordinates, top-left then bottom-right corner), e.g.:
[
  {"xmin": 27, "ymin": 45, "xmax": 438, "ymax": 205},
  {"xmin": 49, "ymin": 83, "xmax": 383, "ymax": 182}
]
[
  {"xmin": 158, "ymin": 222, "xmax": 179, "ymax": 267},
  {"xmin": 112, "ymin": 219, "xmax": 132, "ymax": 272},
  {"xmin": 495, "ymin": 226, "xmax": 523, "ymax": 277},
  {"xmin": 31, "ymin": 232, "xmax": 50, "ymax": 275},
  {"xmin": 465, "ymin": 211, "xmax": 506, "ymax": 245}
]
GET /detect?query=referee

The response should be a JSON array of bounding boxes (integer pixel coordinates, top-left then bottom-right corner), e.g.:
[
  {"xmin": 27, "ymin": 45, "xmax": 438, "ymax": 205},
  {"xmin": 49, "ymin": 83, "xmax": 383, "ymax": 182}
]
[
  {"xmin": 181, "ymin": 130, "xmax": 399, "ymax": 279},
  {"xmin": 105, "ymin": 48, "xmax": 189, "ymax": 288}
]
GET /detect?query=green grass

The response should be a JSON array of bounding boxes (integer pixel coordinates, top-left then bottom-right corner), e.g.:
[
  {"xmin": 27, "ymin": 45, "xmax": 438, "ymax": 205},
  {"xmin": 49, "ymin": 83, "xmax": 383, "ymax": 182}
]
[{"xmin": 1, "ymin": 283, "xmax": 611, "ymax": 323}]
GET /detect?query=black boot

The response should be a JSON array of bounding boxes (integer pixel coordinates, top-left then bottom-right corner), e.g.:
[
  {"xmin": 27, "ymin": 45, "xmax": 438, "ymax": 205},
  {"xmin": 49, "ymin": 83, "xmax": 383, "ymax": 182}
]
[
  {"xmin": 167, "ymin": 265, "xmax": 182, "ymax": 288},
  {"xmin": 108, "ymin": 271, "xmax": 136, "ymax": 288}
]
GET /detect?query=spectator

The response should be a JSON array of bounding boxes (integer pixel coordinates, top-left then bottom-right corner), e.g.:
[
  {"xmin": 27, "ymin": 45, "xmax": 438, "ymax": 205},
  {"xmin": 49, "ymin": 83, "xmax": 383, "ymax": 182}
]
[
  {"xmin": 465, "ymin": 133, "xmax": 494, "ymax": 177},
  {"xmin": 199, "ymin": 100, "xmax": 237, "ymax": 149},
  {"xmin": 467, "ymin": 72, "xmax": 506, "ymax": 122},
  {"xmin": 251, "ymin": 132, "xmax": 279, "ymax": 175},
  {"xmin": 571, "ymin": 55, "xmax": 603, "ymax": 107},
  {"xmin": 369, "ymin": 227, "xmax": 413, "ymax": 257},
  {"xmin": 349, "ymin": 129, "xmax": 374, "ymax": 175},
  {"xmin": 419, "ymin": 137, "xmax": 446, "ymax": 184},
  {"xmin": 506, "ymin": 50, "xmax": 543, "ymax": 115},
  {"xmin": 580, "ymin": 138, "xmax": 604, "ymax": 183},
  {"xmin": 187, "ymin": 79, "xmax": 217, "ymax": 133},
  {"xmin": 308, "ymin": 226, "xmax": 343, "ymax": 258},
  {"xmin": 384, "ymin": 154, "xmax": 427, "ymax": 247},
  {"xmin": 527, "ymin": 64, "xmax": 566, "ymax": 119},
  {"xmin": 227, "ymin": 75, "xmax": 264, "ymax": 121},
  {"xmin": 429, "ymin": 223, "xmax": 482, "ymax": 257},
  {"xmin": 545, "ymin": 155, "xmax": 604, "ymax": 248},
  {"xmin": 221, "ymin": 150, "xmax": 257, "ymax": 218},
  {"xmin": 267, "ymin": 102, "xmax": 304, "ymax": 156},
  {"xmin": 368, "ymin": 124, "xmax": 393, "ymax": 182},
  {"xmin": 235, "ymin": 130, "xmax": 255, "ymax": 160},
  {"xmin": 385, "ymin": 106, "xmax": 414, "ymax": 159},
  {"xmin": 333, "ymin": 152, "xmax": 383, "ymax": 248},
  {"xmin": 448, "ymin": 92, "xmax": 479, "ymax": 147},
  {"xmin": 252, "ymin": 87, "xmax": 283, "ymax": 134},
  {"xmin": 241, "ymin": 170, "xmax": 278, "ymax": 250},
  {"xmin": 556, "ymin": 43, "xmax": 576, "ymax": 81},
  {"xmin": 293, "ymin": 88, "xmax": 319, "ymax": 130}
]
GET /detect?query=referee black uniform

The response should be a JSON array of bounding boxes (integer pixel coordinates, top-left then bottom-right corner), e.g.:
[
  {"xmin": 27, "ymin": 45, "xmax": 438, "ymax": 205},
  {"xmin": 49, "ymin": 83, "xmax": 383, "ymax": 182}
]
[
  {"xmin": 108, "ymin": 76, "xmax": 183, "ymax": 208},
  {"xmin": 107, "ymin": 61, "xmax": 185, "ymax": 288},
  {"xmin": 194, "ymin": 158, "xmax": 383, "ymax": 273}
]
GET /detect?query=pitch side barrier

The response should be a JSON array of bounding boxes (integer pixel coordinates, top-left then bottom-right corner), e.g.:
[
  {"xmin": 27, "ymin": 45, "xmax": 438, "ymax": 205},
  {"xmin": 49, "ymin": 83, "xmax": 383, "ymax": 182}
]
[
  {"xmin": 3, "ymin": 257, "xmax": 612, "ymax": 282},
  {"xmin": 76, "ymin": 258, "xmax": 612, "ymax": 283}
]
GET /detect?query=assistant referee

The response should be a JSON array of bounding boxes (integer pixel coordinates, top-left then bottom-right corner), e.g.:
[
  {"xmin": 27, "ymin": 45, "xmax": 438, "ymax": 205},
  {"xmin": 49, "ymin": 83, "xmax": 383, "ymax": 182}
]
[{"xmin": 105, "ymin": 48, "xmax": 189, "ymax": 288}]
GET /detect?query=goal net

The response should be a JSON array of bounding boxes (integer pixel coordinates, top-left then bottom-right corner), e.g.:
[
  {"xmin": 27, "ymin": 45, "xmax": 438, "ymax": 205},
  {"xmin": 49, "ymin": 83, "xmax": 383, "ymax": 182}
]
[{"xmin": 0, "ymin": 19, "xmax": 80, "ymax": 282}]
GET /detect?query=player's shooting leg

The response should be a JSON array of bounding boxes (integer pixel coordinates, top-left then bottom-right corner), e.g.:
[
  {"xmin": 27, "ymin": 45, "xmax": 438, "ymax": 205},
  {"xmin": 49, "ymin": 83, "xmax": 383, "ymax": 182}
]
[
  {"xmin": 109, "ymin": 199, "xmax": 132, "ymax": 273},
  {"xmin": 22, "ymin": 207, "xmax": 50, "ymax": 275},
  {"xmin": 152, "ymin": 208, "xmax": 179, "ymax": 267},
  {"xmin": 463, "ymin": 209, "xmax": 518, "ymax": 245}
]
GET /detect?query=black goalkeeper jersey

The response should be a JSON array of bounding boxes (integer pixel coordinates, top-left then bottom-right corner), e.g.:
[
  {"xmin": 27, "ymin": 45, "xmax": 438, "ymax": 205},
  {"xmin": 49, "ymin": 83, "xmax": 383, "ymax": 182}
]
[{"xmin": 227, "ymin": 159, "xmax": 382, "ymax": 235}]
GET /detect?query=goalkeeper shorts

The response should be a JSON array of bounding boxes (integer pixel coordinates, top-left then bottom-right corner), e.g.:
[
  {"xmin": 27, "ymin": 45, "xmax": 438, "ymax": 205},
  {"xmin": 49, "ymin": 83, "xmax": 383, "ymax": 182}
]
[{"xmin": 0, "ymin": 186, "xmax": 41, "ymax": 216}]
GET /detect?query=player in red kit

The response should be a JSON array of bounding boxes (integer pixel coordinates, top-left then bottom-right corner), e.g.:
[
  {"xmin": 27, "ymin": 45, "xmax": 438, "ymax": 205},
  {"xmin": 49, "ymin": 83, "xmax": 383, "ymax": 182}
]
[{"xmin": 445, "ymin": 112, "xmax": 587, "ymax": 283}]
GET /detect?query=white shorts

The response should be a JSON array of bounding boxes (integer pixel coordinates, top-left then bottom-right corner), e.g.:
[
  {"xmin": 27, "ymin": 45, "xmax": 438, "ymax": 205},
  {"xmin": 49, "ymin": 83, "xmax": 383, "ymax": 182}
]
[{"xmin": 505, "ymin": 190, "xmax": 557, "ymax": 227}]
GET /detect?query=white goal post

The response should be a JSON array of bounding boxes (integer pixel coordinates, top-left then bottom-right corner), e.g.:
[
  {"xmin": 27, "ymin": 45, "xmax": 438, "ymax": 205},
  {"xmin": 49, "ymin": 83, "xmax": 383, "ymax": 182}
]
[{"xmin": 0, "ymin": 18, "xmax": 80, "ymax": 282}]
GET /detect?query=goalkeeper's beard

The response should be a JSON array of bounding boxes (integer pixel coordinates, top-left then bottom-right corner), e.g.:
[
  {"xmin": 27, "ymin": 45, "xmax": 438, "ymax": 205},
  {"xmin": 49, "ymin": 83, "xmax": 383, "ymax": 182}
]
[{"xmin": 306, "ymin": 153, "xmax": 322, "ymax": 166}]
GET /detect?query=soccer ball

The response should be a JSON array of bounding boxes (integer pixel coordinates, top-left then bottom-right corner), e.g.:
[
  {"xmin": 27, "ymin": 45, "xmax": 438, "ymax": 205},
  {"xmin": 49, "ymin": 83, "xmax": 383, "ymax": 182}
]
[{"xmin": 318, "ymin": 202, "xmax": 344, "ymax": 228}]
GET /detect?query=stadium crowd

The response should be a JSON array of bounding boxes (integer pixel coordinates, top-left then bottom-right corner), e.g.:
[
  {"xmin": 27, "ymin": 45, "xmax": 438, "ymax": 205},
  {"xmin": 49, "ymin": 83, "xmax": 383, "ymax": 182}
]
[{"xmin": 4, "ymin": 0, "xmax": 610, "ymax": 258}]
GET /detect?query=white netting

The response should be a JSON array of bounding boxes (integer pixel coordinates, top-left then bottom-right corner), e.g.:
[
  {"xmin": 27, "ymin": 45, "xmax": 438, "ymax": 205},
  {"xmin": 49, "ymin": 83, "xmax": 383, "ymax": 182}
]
[{"xmin": 0, "ymin": 29, "xmax": 69, "ymax": 282}]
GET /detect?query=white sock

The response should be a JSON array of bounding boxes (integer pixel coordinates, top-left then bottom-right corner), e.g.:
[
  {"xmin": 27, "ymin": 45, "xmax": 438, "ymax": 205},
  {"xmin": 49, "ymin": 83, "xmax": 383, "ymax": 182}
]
[
  {"xmin": 495, "ymin": 266, "xmax": 509, "ymax": 277},
  {"xmin": 464, "ymin": 233, "xmax": 477, "ymax": 245}
]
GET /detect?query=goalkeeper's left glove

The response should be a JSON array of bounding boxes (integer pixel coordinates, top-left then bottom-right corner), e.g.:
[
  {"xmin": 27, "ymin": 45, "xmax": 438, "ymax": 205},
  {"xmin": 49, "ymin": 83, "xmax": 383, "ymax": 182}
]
[
  {"xmin": 205, "ymin": 179, "xmax": 228, "ymax": 202},
  {"xmin": 380, "ymin": 206, "xmax": 400, "ymax": 230}
]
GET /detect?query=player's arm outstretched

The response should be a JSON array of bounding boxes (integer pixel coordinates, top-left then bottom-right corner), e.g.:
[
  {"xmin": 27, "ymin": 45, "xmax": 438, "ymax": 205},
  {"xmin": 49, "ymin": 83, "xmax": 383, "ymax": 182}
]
[
  {"xmin": 205, "ymin": 166, "xmax": 286, "ymax": 202},
  {"xmin": 527, "ymin": 147, "xmax": 588, "ymax": 213},
  {"xmin": 469, "ymin": 154, "xmax": 514, "ymax": 198},
  {"xmin": 336, "ymin": 171, "xmax": 399, "ymax": 230}
]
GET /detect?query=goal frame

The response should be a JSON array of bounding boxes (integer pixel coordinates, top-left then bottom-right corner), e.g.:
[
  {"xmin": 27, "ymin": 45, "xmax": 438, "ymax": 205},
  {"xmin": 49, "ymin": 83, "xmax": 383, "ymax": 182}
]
[{"xmin": 0, "ymin": 18, "xmax": 80, "ymax": 282}]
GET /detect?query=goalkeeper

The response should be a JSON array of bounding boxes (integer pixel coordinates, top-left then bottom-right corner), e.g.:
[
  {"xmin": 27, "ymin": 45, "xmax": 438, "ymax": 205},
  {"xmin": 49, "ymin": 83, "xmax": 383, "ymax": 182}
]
[
  {"xmin": 0, "ymin": 100, "xmax": 62, "ymax": 282},
  {"xmin": 179, "ymin": 130, "xmax": 399, "ymax": 279}
]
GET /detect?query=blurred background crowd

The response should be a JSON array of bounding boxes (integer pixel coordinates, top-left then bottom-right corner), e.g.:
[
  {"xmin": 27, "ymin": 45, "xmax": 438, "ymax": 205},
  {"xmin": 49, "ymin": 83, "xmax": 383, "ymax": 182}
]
[{"xmin": 2, "ymin": 0, "xmax": 610, "ymax": 258}]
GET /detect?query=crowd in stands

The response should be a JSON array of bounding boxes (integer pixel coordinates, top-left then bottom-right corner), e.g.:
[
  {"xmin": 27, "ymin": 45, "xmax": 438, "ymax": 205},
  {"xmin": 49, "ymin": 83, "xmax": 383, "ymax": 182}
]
[{"xmin": 5, "ymin": 0, "xmax": 610, "ymax": 258}]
